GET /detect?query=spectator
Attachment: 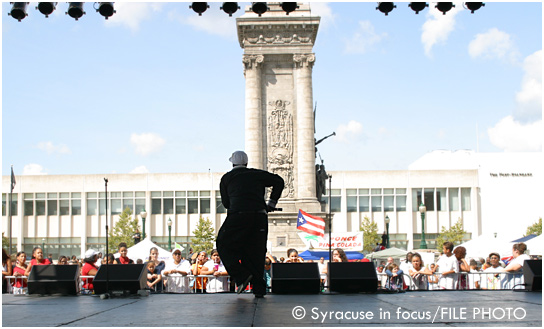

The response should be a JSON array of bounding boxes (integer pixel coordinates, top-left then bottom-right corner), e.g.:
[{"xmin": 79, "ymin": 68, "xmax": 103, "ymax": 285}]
[
  {"xmin": 146, "ymin": 261, "xmax": 162, "ymax": 293},
  {"xmin": 427, "ymin": 263, "xmax": 439, "ymax": 290},
  {"xmin": 202, "ymin": 249, "xmax": 229, "ymax": 293},
  {"xmin": 81, "ymin": 249, "xmax": 99, "ymax": 291},
  {"xmin": 468, "ymin": 259, "xmax": 481, "ymax": 290},
  {"xmin": 191, "ymin": 251, "xmax": 209, "ymax": 293},
  {"xmin": 102, "ymin": 253, "xmax": 115, "ymax": 265},
  {"xmin": 408, "ymin": 253, "xmax": 431, "ymax": 290},
  {"xmin": 47, "ymin": 254, "xmax": 53, "ymax": 264},
  {"xmin": 386, "ymin": 257, "xmax": 394, "ymax": 266},
  {"xmin": 25, "ymin": 247, "xmax": 51, "ymax": 277},
  {"xmin": 502, "ymin": 242, "xmax": 530, "ymax": 289},
  {"xmin": 132, "ymin": 229, "xmax": 141, "ymax": 245},
  {"xmin": 263, "ymin": 254, "xmax": 275, "ymax": 293},
  {"xmin": 136, "ymin": 259, "xmax": 143, "ymax": 264},
  {"xmin": 434, "ymin": 242, "xmax": 458, "ymax": 290},
  {"xmin": 399, "ymin": 252, "xmax": 413, "ymax": 274},
  {"xmin": 148, "ymin": 247, "xmax": 166, "ymax": 279},
  {"xmin": 279, "ymin": 257, "xmax": 285, "ymax": 263},
  {"xmin": 162, "ymin": 248, "xmax": 191, "ymax": 293},
  {"xmin": 482, "ymin": 252, "xmax": 504, "ymax": 290},
  {"xmin": 95, "ymin": 253, "xmax": 103, "ymax": 267},
  {"xmin": 113, "ymin": 242, "xmax": 133, "ymax": 264},
  {"xmin": 385, "ymin": 263, "xmax": 404, "ymax": 291},
  {"xmin": 2, "ymin": 248, "xmax": 13, "ymax": 294},
  {"xmin": 11, "ymin": 251, "xmax": 28, "ymax": 294},
  {"xmin": 453, "ymin": 246, "xmax": 470, "ymax": 290},
  {"xmin": 58, "ymin": 255, "xmax": 68, "ymax": 265},
  {"xmin": 71, "ymin": 255, "xmax": 77, "ymax": 262},
  {"xmin": 332, "ymin": 248, "xmax": 348, "ymax": 263},
  {"xmin": 317, "ymin": 257, "xmax": 326, "ymax": 275},
  {"xmin": 284, "ymin": 249, "xmax": 304, "ymax": 263}
]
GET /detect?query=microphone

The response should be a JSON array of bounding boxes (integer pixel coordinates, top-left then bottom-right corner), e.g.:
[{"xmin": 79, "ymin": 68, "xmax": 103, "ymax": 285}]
[{"xmin": 104, "ymin": 178, "xmax": 108, "ymax": 183}]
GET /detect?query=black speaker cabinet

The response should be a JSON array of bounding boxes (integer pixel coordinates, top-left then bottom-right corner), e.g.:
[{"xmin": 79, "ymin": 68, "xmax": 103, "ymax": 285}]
[
  {"xmin": 523, "ymin": 259, "xmax": 541, "ymax": 292},
  {"xmin": 93, "ymin": 264, "xmax": 147, "ymax": 295},
  {"xmin": 271, "ymin": 263, "xmax": 321, "ymax": 294},
  {"xmin": 28, "ymin": 265, "xmax": 80, "ymax": 295},
  {"xmin": 328, "ymin": 262, "xmax": 378, "ymax": 293}
]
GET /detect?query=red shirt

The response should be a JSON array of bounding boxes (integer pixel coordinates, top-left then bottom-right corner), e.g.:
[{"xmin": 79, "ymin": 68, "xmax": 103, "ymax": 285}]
[
  {"xmin": 12, "ymin": 266, "xmax": 27, "ymax": 288},
  {"xmin": 81, "ymin": 262, "xmax": 98, "ymax": 290},
  {"xmin": 117, "ymin": 256, "xmax": 133, "ymax": 264},
  {"xmin": 30, "ymin": 258, "xmax": 51, "ymax": 266}
]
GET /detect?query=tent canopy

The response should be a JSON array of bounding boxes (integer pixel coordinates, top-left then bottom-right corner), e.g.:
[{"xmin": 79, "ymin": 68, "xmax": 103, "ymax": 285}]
[
  {"xmin": 113, "ymin": 238, "xmax": 171, "ymax": 262},
  {"xmin": 457, "ymin": 233, "xmax": 514, "ymax": 260},
  {"xmin": 366, "ymin": 247, "xmax": 409, "ymax": 261},
  {"xmin": 525, "ymin": 234, "xmax": 543, "ymax": 255},
  {"xmin": 511, "ymin": 234, "xmax": 537, "ymax": 243},
  {"xmin": 299, "ymin": 250, "xmax": 365, "ymax": 261}
]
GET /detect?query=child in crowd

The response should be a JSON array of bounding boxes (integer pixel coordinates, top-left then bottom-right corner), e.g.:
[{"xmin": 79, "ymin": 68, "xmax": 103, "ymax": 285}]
[
  {"xmin": 284, "ymin": 249, "xmax": 304, "ymax": 263},
  {"xmin": 385, "ymin": 263, "xmax": 404, "ymax": 291},
  {"xmin": 146, "ymin": 261, "xmax": 163, "ymax": 292},
  {"xmin": 24, "ymin": 247, "xmax": 51, "ymax": 277},
  {"xmin": 11, "ymin": 252, "xmax": 28, "ymax": 295}
]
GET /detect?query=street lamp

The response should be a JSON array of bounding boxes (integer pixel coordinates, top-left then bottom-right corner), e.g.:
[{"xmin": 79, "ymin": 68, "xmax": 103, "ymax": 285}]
[
  {"xmin": 140, "ymin": 210, "xmax": 147, "ymax": 240},
  {"xmin": 167, "ymin": 218, "xmax": 173, "ymax": 251},
  {"xmin": 42, "ymin": 238, "xmax": 45, "ymax": 253},
  {"xmin": 419, "ymin": 203, "xmax": 427, "ymax": 249},
  {"xmin": 384, "ymin": 215, "xmax": 390, "ymax": 248}
]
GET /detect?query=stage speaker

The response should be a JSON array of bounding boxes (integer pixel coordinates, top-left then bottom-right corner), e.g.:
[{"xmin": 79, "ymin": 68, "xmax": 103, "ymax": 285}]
[
  {"xmin": 271, "ymin": 263, "xmax": 321, "ymax": 294},
  {"xmin": 28, "ymin": 265, "xmax": 80, "ymax": 295},
  {"xmin": 523, "ymin": 259, "xmax": 541, "ymax": 292},
  {"xmin": 93, "ymin": 264, "xmax": 147, "ymax": 295},
  {"xmin": 328, "ymin": 262, "xmax": 378, "ymax": 293}
]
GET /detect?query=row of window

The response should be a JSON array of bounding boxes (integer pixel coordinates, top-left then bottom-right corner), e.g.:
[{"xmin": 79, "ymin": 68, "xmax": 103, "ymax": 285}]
[{"xmin": 2, "ymin": 187, "xmax": 472, "ymax": 216}]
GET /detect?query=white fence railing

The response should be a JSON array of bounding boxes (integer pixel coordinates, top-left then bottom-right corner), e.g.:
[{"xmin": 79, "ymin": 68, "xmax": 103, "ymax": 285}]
[{"xmin": 3, "ymin": 271, "xmax": 525, "ymax": 295}]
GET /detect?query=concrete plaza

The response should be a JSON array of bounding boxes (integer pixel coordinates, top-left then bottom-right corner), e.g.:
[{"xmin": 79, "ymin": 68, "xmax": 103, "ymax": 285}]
[{"xmin": 2, "ymin": 290, "xmax": 542, "ymax": 327}]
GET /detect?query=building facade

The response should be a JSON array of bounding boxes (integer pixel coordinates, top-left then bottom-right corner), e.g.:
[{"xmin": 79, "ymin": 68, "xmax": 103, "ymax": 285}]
[{"xmin": 4, "ymin": 150, "xmax": 540, "ymax": 259}]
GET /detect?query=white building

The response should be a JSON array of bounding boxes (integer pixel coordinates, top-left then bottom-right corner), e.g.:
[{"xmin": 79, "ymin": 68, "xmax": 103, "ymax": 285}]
[{"xmin": 2, "ymin": 150, "xmax": 542, "ymax": 258}]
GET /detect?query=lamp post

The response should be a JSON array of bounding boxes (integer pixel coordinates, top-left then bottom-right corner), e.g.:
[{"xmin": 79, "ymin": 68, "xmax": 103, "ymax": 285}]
[
  {"xmin": 419, "ymin": 203, "xmax": 427, "ymax": 249},
  {"xmin": 42, "ymin": 238, "xmax": 45, "ymax": 253},
  {"xmin": 140, "ymin": 210, "xmax": 147, "ymax": 240},
  {"xmin": 167, "ymin": 217, "xmax": 172, "ymax": 251},
  {"xmin": 384, "ymin": 215, "xmax": 390, "ymax": 248}
]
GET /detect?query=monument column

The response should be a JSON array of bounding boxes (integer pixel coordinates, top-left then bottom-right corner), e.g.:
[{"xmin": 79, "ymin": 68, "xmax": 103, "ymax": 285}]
[
  {"xmin": 243, "ymin": 54, "xmax": 264, "ymax": 170},
  {"xmin": 294, "ymin": 54, "xmax": 317, "ymax": 203}
]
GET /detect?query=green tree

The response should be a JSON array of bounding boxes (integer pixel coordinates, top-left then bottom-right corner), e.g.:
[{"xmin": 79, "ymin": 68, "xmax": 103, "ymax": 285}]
[
  {"xmin": 191, "ymin": 217, "xmax": 215, "ymax": 254},
  {"xmin": 108, "ymin": 207, "xmax": 140, "ymax": 252},
  {"xmin": 436, "ymin": 218, "xmax": 467, "ymax": 251},
  {"xmin": 360, "ymin": 216, "xmax": 380, "ymax": 253},
  {"xmin": 525, "ymin": 218, "xmax": 542, "ymax": 236},
  {"xmin": 2, "ymin": 232, "xmax": 9, "ymax": 251}
]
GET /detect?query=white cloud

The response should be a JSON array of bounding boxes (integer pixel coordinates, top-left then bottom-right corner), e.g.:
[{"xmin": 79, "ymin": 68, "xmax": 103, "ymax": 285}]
[
  {"xmin": 468, "ymin": 28, "xmax": 519, "ymax": 62},
  {"xmin": 168, "ymin": 5, "xmax": 237, "ymax": 38},
  {"xmin": 37, "ymin": 141, "xmax": 71, "ymax": 155},
  {"xmin": 488, "ymin": 116, "xmax": 542, "ymax": 152},
  {"xmin": 336, "ymin": 120, "xmax": 363, "ymax": 143},
  {"xmin": 130, "ymin": 165, "xmax": 149, "ymax": 174},
  {"xmin": 22, "ymin": 164, "xmax": 47, "ymax": 175},
  {"xmin": 421, "ymin": 3, "xmax": 463, "ymax": 57},
  {"xmin": 515, "ymin": 50, "xmax": 542, "ymax": 122},
  {"xmin": 344, "ymin": 20, "xmax": 387, "ymax": 54},
  {"xmin": 130, "ymin": 133, "xmax": 166, "ymax": 156},
  {"xmin": 308, "ymin": 3, "xmax": 336, "ymax": 29},
  {"xmin": 105, "ymin": 3, "xmax": 163, "ymax": 32}
]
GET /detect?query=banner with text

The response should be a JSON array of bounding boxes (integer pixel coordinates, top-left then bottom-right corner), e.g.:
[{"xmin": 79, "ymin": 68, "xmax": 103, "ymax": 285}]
[{"xmin": 298, "ymin": 232, "xmax": 364, "ymax": 251}]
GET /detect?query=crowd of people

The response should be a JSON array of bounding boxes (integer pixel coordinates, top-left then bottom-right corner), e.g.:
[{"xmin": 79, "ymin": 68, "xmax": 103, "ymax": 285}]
[{"xmin": 2, "ymin": 240, "xmax": 536, "ymax": 295}]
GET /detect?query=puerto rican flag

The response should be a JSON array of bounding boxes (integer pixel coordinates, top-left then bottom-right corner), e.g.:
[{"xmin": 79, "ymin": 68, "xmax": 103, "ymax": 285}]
[{"xmin": 297, "ymin": 209, "xmax": 325, "ymax": 237}]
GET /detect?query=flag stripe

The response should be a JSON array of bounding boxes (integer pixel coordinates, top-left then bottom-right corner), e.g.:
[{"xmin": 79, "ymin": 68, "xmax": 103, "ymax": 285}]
[
  {"xmin": 298, "ymin": 226, "xmax": 324, "ymax": 237},
  {"xmin": 297, "ymin": 209, "xmax": 326, "ymax": 237}
]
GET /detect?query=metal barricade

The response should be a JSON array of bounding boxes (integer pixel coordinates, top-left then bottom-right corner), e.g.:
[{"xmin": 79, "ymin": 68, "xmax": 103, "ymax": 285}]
[{"xmin": 162, "ymin": 274, "xmax": 231, "ymax": 294}]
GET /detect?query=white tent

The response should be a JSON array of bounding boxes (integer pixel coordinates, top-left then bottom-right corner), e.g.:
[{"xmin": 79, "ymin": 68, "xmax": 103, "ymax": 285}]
[
  {"xmin": 113, "ymin": 238, "xmax": 172, "ymax": 262},
  {"xmin": 525, "ymin": 234, "xmax": 543, "ymax": 256},
  {"xmin": 457, "ymin": 233, "xmax": 515, "ymax": 260}
]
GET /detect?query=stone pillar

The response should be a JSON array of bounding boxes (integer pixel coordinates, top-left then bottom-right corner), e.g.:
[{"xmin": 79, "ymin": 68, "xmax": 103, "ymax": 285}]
[
  {"xmin": 294, "ymin": 54, "xmax": 317, "ymax": 202},
  {"xmin": 243, "ymin": 54, "xmax": 264, "ymax": 170}
]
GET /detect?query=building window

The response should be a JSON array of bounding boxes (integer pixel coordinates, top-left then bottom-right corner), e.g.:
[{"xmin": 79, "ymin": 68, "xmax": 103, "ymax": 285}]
[
  {"xmin": 424, "ymin": 188, "xmax": 434, "ymax": 211},
  {"xmin": 461, "ymin": 188, "xmax": 471, "ymax": 211},
  {"xmin": 59, "ymin": 200, "xmax": 70, "ymax": 216},
  {"xmin": 323, "ymin": 189, "xmax": 341, "ymax": 212},
  {"xmin": 24, "ymin": 193, "xmax": 33, "ymax": 216},
  {"xmin": 347, "ymin": 189, "xmax": 357, "ymax": 212},
  {"xmin": 359, "ymin": 196, "xmax": 370, "ymax": 212},
  {"xmin": 72, "ymin": 199, "xmax": 81, "ymax": 215},
  {"xmin": 188, "ymin": 198, "xmax": 199, "ymax": 214},
  {"xmin": 176, "ymin": 198, "xmax": 186, "ymax": 214},
  {"xmin": 449, "ymin": 188, "xmax": 459, "ymax": 211}
]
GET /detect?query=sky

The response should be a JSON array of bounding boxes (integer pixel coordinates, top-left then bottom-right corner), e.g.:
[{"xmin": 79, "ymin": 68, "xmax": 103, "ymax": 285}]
[{"xmin": 1, "ymin": 1, "xmax": 542, "ymax": 178}]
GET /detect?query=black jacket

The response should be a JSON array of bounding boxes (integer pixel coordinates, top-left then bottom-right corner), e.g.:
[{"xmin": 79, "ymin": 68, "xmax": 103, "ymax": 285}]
[{"xmin": 220, "ymin": 166, "xmax": 284, "ymax": 212}]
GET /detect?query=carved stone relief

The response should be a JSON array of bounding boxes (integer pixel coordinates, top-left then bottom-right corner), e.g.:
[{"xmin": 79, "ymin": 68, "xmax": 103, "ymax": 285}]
[
  {"xmin": 267, "ymin": 100, "xmax": 295, "ymax": 199},
  {"xmin": 293, "ymin": 54, "xmax": 315, "ymax": 69}
]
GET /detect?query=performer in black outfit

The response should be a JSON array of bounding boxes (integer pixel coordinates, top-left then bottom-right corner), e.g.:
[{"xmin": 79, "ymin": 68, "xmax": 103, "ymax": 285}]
[{"xmin": 216, "ymin": 151, "xmax": 284, "ymax": 298}]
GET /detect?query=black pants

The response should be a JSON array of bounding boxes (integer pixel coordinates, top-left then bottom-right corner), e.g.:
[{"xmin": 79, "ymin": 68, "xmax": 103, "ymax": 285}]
[{"xmin": 216, "ymin": 212, "xmax": 268, "ymax": 295}]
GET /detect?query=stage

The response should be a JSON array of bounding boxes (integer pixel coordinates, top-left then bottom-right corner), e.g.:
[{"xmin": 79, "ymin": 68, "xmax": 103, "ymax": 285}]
[{"xmin": 2, "ymin": 290, "xmax": 541, "ymax": 327}]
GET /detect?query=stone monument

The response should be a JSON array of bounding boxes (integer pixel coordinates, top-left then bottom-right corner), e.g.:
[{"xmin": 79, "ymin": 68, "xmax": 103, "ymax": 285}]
[{"xmin": 236, "ymin": 3, "xmax": 324, "ymax": 254}]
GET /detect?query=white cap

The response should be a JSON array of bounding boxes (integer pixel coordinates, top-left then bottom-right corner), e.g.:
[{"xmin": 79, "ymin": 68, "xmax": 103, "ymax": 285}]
[
  {"xmin": 171, "ymin": 248, "xmax": 183, "ymax": 255},
  {"xmin": 229, "ymin": 151, "xmax": 248, "ymax": 166},
  {"xmin": 85, "ymin": 249, "xmax": 98, "ymax": 259}
]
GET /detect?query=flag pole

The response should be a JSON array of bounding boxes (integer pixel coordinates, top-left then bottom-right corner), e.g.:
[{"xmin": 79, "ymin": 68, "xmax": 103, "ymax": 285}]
[
  {"xmin": 328, "ymin": 174, "xmax": 332, "ymax": 262},
  {"xmin": 8, "ymin": 165, "xmax": 15, "ymax": 256}
]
